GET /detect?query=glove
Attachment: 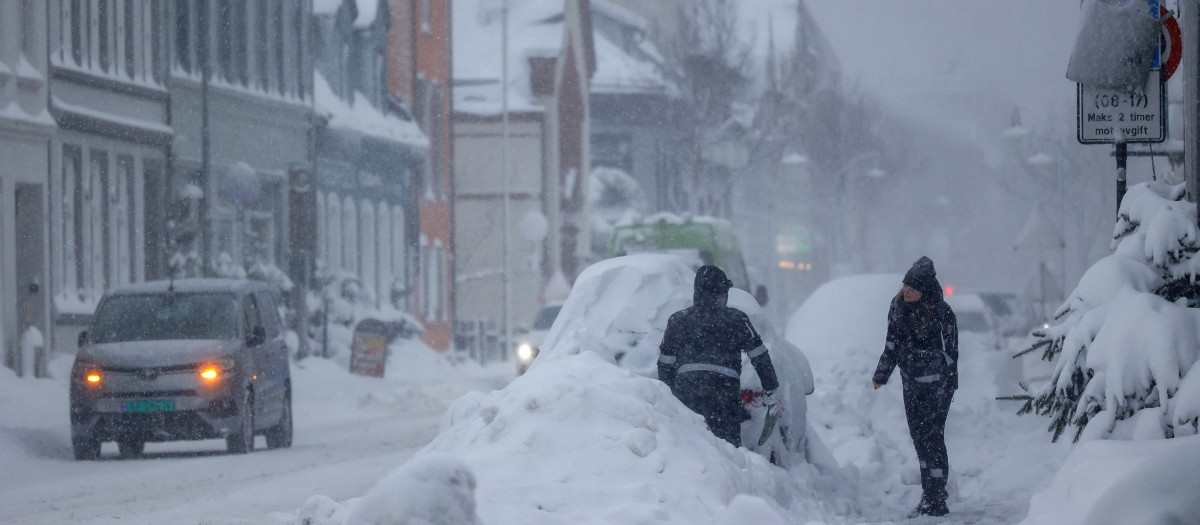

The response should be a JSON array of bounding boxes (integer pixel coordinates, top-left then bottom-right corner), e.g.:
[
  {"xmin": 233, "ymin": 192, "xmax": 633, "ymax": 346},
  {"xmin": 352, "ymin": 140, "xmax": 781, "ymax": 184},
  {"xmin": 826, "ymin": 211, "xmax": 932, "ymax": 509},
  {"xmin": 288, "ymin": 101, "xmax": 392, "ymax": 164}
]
[{"xmin": 762, "ymin": 389, "xmax": 781, "ymax": 412}]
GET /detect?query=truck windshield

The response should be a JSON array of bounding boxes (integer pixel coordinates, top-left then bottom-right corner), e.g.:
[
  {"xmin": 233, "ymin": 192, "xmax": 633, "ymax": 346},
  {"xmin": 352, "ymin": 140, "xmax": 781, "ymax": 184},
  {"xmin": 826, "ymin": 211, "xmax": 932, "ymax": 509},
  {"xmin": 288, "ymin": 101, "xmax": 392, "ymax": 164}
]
[{"xmin": 90, "ymin": 292, "xmax": 238, "ymax": 343}]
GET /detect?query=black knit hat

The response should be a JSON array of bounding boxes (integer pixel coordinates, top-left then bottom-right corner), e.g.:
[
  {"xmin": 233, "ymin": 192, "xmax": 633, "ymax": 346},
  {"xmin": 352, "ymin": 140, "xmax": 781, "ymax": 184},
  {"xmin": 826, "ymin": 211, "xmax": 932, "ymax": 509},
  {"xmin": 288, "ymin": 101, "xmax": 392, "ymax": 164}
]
[
  {"xmin": 695, "ymin": 265, "xmax": 733, "ymax": 292},
  {"xmin": 902, "ymin": 256, "xmax": 939, "ymax": 296}
]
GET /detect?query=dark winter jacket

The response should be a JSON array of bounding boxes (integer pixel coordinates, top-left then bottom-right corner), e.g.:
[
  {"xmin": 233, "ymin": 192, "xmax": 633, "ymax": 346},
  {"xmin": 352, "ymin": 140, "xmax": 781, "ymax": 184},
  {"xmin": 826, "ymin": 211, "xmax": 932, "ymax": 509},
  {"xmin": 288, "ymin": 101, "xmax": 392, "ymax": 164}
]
[
  {"xmin": 873, "ymin": 258, "xmax": 959, "ymax": 390},
  {"xmin": 658, "ymin": 266, "xmax": 779, "ymax": 393}
]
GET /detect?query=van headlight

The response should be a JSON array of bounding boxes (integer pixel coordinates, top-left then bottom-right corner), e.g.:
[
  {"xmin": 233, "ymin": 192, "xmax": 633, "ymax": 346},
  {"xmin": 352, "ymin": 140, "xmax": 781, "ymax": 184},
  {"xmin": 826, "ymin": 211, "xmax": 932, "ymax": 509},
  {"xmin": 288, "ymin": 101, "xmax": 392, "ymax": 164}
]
[
  {"xmin": 199, "ymin": 357, "xmax": 235, "ymax": 382},
  {"xmin": 516, "ymin": 343, "xmax": 535, "ymax": 362}
]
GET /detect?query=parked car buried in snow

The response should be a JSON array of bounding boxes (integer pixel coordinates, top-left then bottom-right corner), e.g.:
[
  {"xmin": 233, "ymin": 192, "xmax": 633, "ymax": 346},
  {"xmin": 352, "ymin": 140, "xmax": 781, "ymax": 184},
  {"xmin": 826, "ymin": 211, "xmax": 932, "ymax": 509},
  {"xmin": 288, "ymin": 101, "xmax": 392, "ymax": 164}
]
[
  {"xmin": 69, "ymin": 279, "xmax": 293, "ymax": 460},
  {"xmin": 538, "ymin": 254, "xmax": 818, "ymax": 467}
]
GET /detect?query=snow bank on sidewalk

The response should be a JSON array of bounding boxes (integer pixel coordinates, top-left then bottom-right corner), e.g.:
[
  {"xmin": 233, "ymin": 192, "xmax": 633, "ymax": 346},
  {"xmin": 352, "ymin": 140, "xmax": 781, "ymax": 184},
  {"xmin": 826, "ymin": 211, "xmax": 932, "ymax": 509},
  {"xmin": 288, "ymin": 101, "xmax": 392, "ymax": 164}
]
[
  {"xmin": 1020, "ymin": 434, "xmax": 1200, "ymax": 525},
  {"xmin": 786, "ymin": 274, "xmax": 1069, "ymax": 521}
]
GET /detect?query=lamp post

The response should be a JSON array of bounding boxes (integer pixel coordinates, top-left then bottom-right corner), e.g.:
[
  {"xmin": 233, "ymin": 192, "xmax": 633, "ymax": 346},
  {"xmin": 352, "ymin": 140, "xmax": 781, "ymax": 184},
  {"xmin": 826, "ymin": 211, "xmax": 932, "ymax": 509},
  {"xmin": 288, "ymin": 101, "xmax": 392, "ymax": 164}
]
[{"xmin": 501, "ymin": 0, "xmax": 512, "ymax": 366}]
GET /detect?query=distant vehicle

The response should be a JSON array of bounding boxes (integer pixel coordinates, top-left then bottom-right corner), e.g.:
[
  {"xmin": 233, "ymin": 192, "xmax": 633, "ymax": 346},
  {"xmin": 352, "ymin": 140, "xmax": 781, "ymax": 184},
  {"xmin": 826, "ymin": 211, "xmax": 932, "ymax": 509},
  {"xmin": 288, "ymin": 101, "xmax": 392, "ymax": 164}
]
[
  {"xmin": 70, "ymin": 279, "xmax": 292, "ymax": 460},
  {"xmin": 971, "ymin": 291, "xmax": 1035, "ymax": 338},
  {"xmin": 608, "ymin": 216, "xmax": 768, "ymax": 305},
  {"xmin": 514, "ymin": 302, "xmax": 563, "ymax": 375},
  {"xmin": 945, "ymin": 292, "xmax": 1004, "ymax": 350}
]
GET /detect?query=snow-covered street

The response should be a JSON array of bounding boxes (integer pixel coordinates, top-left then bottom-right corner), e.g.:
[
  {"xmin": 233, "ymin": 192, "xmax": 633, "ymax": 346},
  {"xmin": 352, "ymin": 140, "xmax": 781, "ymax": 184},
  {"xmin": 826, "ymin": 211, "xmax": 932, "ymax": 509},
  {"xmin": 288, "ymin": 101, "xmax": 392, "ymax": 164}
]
[{"xmin": 0, "ymin": 355, "xmax": 512, "ymax": 525}]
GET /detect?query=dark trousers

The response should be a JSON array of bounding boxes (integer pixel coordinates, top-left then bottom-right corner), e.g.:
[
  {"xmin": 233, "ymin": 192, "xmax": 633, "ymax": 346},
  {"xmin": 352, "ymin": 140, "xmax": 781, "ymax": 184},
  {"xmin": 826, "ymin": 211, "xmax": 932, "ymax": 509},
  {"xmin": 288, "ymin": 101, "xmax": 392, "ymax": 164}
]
[
  {"xmin": 674, "ymin": 373, "xmax": 744, "ymax": 447},
  {"xmin": 902, "ymin": 379, "xmax": 954, "ymax": 507}
]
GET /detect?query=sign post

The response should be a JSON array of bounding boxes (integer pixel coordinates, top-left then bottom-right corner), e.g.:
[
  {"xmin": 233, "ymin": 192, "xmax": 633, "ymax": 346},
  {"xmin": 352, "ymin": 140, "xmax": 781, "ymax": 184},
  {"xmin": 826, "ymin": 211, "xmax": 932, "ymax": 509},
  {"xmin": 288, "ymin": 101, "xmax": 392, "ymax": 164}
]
[{"xmin": 1076, "ymin": 1, "xmax": 1180, "ymax": 215}]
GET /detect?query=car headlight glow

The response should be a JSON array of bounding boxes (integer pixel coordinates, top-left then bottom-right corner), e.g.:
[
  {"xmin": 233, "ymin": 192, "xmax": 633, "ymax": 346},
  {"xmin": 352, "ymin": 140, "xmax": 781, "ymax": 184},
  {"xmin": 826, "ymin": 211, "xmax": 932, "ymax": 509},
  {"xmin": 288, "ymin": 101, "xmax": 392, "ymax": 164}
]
[
  {"xmin": 85, "ymin": 372, "xmax": 102, "ymax": 384},
  {"xmin": 516, "ymin": 343, "xmax": 534, "ymax": 361},
  {"xmin": 199, "ymin": 357, "xmax": 235, "ymax": 382}
]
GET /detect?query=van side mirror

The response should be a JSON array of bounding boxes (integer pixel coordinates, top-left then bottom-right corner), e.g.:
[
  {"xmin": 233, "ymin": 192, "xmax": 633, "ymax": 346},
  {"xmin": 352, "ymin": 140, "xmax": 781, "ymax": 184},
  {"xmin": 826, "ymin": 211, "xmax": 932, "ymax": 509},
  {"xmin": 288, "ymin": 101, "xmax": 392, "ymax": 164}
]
[
  {"xmin": 247, "ymin": 326, "xmax": 266, "ymax": 347},
  {"xmin": 77, "ymin": 331, "xmax": 89, "ymax": 348}
]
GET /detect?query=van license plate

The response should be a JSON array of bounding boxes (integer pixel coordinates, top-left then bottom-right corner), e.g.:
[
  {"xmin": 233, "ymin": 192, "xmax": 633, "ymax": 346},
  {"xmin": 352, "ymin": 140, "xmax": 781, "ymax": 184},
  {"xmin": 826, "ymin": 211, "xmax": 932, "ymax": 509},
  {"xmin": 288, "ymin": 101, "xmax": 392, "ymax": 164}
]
[{"xmin": 122, "ymin": 400, "xmax": 175, "ymax": 413}]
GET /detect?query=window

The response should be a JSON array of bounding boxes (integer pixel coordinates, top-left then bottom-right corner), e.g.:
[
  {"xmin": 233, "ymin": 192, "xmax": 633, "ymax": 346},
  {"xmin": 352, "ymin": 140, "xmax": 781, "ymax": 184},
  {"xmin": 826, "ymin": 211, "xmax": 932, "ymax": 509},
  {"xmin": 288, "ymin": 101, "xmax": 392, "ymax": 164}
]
[
  {"xmin": 257, "ymin": 292, "xmax": 282, "ymax": 339},
  {"xmin": 124, "ymin": 0, "xmax": 135, "ymax": 78},
  {"xmin": 243, "ymin": 294, "xmax": 264, "ymax": 336},
  {"xmin": 70, "ymin": 0, "xmax": 84, "ymax": 66},
  {"xmin": 316, "ymin": 190, "xmax": 327, "ymax": 267},
  {"xmin": 326, "ymin": 194, "xmax": 342, "ymax": 272},
  {"xmin": 377, "ymin": 203, "xmax": 392, "ymax": 309},
  {"xmin": 143, "ymin": 159, "xmax": 165, "ymax": 279},
  {"xmin": 114, "ymin": 155, "xmax": 135, "ymax": 286},
  {"xmin": 430, "ymin": 83, "xmax": 444, "ymax": 199},
  {"xmin": 593, "ymin": 133, "xmax": 634, "ymax": 173},
  {"xmin": 61, "ymin": 145, "xmax": 83, "ymax": 295},
  {"xmin": 91, "ymin": 293, "xmax": 238, "ymax": 343},
  {"xmin": 272, "ymin": 0, "xmax": 284, "ymax": 95},
  {"xmin": 256, "ymin": 1, "xmax": 268, "ymax": 89},
  {"xmin": 175, "ymin": 0, "xmax": 191, "ymax": 72},
  {"xmin": 295, "ymin": 0, "xmax": 305, "ymax": 98},
  {"xmin": 342, "ymin": 196, "xmax": 357, "ymax": 274},
  {"xmin": 391, "ymin": 205, "xmax": 406, "ymax": 308},
  {"xmin": 234, "ymin": 1, "xmax": 248, "ymax": 86},
  {"xmin": 217, "ymin": 0, "xmax": 233, "ymax": 82},
  {"xmin": 98, "ymin": 0, "xmax": 110, "ymax": 72},
  {"xmin": 87, "ymin": 151, "xmax": 109, "ymax": 296},
  {"xmin": 361, "ymin": 200, "xmax": 377, "ymax": 304}
]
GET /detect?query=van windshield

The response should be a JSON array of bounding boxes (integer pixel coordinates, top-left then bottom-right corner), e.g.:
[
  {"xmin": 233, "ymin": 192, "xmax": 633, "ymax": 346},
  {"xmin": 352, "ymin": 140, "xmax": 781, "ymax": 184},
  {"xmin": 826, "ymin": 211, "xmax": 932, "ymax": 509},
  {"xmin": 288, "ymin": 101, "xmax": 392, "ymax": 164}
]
[{"xmin": 90, "ymin": 292, "xmax": 238, "ymax": 343}]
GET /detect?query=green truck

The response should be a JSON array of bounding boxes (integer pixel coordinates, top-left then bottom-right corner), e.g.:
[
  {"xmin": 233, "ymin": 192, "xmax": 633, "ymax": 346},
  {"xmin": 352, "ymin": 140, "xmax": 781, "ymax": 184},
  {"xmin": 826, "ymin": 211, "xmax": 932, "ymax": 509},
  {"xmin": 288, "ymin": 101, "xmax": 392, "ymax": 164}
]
[{"xmin": 607, "ymin": 217, "xmax": 764, "ymax": 304}]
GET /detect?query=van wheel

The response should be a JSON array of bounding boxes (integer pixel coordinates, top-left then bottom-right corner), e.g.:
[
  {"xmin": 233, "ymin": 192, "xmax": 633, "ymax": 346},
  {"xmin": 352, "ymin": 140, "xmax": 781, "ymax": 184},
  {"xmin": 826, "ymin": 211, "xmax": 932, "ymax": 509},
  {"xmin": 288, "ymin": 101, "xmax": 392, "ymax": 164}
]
[
  {"xmin": 118, "ymin": 438, "xmax": 145, "ymax": 457},
  {"xmin": 73, "ymin": 434, "xmax": 100, "ymax": 460},
  {"xmin": 226, "ymin": 388, "xmax": 255, "ymax": 454},
  {"xmin": 265, "ymin": 387, "xmax": 292, "ymax": 449}
]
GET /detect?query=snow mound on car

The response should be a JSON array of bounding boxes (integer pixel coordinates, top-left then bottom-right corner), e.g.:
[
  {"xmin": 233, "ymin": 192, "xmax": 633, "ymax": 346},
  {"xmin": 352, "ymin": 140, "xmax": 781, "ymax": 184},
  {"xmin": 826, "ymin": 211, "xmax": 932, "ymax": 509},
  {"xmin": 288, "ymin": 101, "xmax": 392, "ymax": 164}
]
[{"xmin": 538, "ymin": 254, "xmax": 694, "ymax": 376}]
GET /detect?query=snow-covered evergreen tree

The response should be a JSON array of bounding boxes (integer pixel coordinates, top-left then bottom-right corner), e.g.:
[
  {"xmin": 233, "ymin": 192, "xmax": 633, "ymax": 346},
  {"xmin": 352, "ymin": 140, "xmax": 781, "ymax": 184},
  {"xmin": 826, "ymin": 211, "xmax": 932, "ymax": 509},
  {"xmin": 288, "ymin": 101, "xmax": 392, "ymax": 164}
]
[{"xmin": 1019, "ymin": 182, "xmax": 1200, "ymax": 441}]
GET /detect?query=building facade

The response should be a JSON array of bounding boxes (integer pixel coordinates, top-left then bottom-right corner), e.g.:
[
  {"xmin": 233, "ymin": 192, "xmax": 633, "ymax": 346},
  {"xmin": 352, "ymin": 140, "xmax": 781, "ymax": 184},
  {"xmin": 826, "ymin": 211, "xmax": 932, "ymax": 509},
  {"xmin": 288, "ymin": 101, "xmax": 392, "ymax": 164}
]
[
  {"xmin": 386, "ymin": 0, "xmax": 455, "ymax": 351},
  {"xmin": 168, "ymin": 0, "xmax": 313, "ymax": 283},
  {"xmin": 451, "ymin": 0, "xmax": 594, "ymax": 355},
  {"xmin": 313, "ymin": 0, "xmax": 427, "ymax": 323},
  {"xmin": 45, "ymin": 0, "xmax": 173, "ymax": 360},
  {"xmin": 0, "ymin": 1, "xmax": 54, "ymax": 376}
]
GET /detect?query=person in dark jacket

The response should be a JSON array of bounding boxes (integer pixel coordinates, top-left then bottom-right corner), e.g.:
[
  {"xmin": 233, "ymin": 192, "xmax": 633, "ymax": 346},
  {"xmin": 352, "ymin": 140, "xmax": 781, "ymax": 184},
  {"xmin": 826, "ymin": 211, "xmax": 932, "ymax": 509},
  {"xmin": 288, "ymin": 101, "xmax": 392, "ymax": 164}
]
[
  {"xmin": 872, "ymin": 256, "xmax": 958, "ymax": 518},
  {"xmin": 658, "ymin": 265, "xmax": 780, "ymax": 447}
]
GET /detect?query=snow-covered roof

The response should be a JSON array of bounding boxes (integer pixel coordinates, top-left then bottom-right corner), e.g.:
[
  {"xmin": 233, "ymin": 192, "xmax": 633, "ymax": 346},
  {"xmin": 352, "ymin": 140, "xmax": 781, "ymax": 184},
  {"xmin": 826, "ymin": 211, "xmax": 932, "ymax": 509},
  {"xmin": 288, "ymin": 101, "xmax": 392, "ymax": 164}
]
[
  {"xmin": 453, "ymin": 0, "xmax": 667, "ymax": 115},
  {"xmin": 313, "ymin": 0, "xmax": 343, "ymax": 15},
  {"xmin": 353, "ymin": 0, "xmax": 380, "ymax": 28},
  {"xmin": 590, "ymin": 28, "xmax": 665, "ymax": 94},
  {"xmin": 736, "ymin": 0, "xmax": 841, "ymax": 94},
  {"xmin": 314, "ymin": 72, "xmax": 429, "ymax": 148},
  {"xmin": 453, "ymin": 0, "xmax": 565, "ymax": 116}
]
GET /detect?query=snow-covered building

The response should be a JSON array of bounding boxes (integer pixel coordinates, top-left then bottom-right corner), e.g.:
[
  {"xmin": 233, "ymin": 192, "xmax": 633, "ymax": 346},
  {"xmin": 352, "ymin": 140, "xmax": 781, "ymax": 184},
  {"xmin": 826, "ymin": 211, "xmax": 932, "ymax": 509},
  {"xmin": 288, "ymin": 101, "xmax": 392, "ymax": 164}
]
[
  {"xmin": 45, "ymin": 1, "xmax": 173, "ymax": 361},
  {"xmin": 168, "ymin": 1, "xmax": 313, "ymax": 284},
  {"xmin": 311, "ymin": 0, "xmax": 428, "ymax": 326},
  {"xmin": 587, "ymin": 0, "xmax": 675, "ymax": 224},
  {"xmin": 385, "ymin": 0, "xmax": 456, "ymax": 351},
  {"xmin": 0, "ymin": 2, "xmax": 54, "ymax": 376},
  {"xmin": 452, "ymin": 0, "xmax": 595, "ymax": 342}
]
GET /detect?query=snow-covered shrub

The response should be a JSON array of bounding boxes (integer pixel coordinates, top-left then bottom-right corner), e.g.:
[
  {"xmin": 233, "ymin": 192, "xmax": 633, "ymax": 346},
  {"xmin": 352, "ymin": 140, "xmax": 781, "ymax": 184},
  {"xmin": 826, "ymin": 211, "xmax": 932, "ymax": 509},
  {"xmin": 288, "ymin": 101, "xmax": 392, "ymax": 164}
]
[
  {"xmin": 1020, "ymin": 182, "xmax": 1200, "ymax": 441},
  {"xmin": 306, "ymin": 262, "xmax": 423, "ymax": 361}
]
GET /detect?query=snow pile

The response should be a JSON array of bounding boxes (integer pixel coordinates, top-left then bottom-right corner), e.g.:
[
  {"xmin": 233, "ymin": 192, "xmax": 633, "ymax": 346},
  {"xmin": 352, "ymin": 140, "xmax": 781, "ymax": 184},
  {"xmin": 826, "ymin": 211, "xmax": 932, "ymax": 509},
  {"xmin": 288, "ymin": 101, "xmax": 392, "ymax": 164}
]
[
  {"xmin": 786, "ymin": 274, "xmax": 1064, "ymax": 521},
  {"xmin": 302, "ymin": 255, "xmax": 843, "ymax": 524},
  {"xmin": 1021, "ymin": 182, "xmax": 1200, "ymax": 441},
  {"xmin": 1021, "ymin": 435, "xmax": 1200, "ymax": 525},
  {"xmin": 342, "ymin": 454, "xmax": 483, "ymax": 525}
]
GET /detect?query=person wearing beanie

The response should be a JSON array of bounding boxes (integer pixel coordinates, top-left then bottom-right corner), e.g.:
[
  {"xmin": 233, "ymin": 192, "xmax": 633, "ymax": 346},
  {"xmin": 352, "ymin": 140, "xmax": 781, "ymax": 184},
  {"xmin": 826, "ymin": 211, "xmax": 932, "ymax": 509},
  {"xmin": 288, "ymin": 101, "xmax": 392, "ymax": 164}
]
[
  {"xmin": 872, "ymin": 256, "xmax": 959, "ymax": 517},
  {"xmin": 658, "ymin": 265, "xmax": 780, "ymax": 447}
]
